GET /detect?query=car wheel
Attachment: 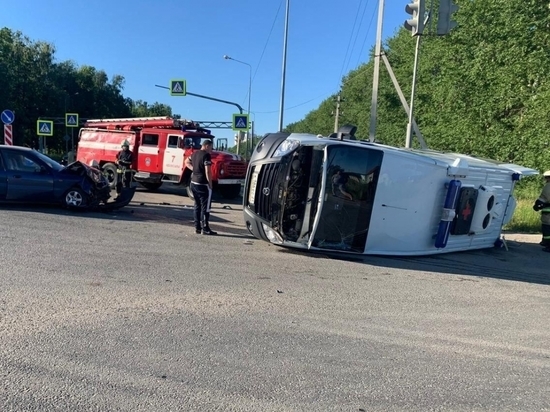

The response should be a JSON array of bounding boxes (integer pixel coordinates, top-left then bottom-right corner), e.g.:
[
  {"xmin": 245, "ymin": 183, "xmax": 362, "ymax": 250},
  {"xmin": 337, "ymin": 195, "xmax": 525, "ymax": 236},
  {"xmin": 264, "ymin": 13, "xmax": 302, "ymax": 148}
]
[
  {"xmin": 64, "ymin": 187, "xmax": 88, "ymax": 208},
  {"xmin": 102, "ymin": 163, "xmax": 118, "ymax": 189}
]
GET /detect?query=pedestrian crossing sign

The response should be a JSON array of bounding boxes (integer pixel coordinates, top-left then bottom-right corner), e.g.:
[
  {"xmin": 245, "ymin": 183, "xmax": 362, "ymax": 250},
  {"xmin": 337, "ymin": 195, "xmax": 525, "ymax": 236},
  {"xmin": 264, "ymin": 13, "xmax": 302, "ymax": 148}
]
[
  {"xmin": 170, "ymin": 79, "xmax": 186, "ymax": 96},
  {"xmin": 65, "ymin": 113, "xmax": 79, "ymax": 127},
  {"xmin": 232, "ymin": 114, "xmax": 249, "ymax": 131},
  {"xmin": 37, "ymin": 120, "xmax": 54, "ymax": 136}
]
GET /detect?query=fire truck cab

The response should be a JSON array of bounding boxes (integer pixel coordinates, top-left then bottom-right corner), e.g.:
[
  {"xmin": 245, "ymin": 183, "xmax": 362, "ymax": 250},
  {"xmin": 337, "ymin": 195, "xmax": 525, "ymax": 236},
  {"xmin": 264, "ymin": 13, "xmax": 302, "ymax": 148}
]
[{"xmin": 76, "ymin": 116, "xmax": 247, "ymax": 199}]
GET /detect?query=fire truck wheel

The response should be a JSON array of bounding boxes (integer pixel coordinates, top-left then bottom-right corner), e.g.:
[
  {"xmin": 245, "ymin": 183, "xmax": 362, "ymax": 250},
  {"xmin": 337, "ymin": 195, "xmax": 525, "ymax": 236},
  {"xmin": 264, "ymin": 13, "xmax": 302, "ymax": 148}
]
[
  {"xmin": 139, "ymin": 182, "xmax": 163, "ymax": 191},
  {"xmin": 186, "ymin": 185, "xmax": 195, "ymax": 201},
  {"xmin": 102, "ymin": 163, "xmax": 118, "ymax": 189},
  {"xmin": 219, "ymin": 184, "xmax": 242, "ymax": 199}
]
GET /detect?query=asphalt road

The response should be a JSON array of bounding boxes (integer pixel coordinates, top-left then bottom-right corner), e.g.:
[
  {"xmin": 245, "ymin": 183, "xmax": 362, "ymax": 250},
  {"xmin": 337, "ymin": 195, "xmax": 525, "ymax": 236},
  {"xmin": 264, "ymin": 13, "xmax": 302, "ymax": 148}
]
[{"xmin": 0, "ymin": 186, "xmax": 549, "ymax": 412}]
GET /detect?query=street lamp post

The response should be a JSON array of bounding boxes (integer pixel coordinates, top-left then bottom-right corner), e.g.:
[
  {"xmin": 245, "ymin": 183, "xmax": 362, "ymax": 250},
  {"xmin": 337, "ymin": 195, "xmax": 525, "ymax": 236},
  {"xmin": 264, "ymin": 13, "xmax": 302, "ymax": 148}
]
[{"xmin": 223, "ymin": 55, "xmax": 251, "ymax": 157}]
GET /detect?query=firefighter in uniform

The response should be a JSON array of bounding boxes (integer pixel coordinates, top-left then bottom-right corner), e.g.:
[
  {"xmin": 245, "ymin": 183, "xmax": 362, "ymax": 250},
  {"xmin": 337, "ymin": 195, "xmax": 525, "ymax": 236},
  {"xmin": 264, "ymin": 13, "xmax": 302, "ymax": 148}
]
[
  {"xmin": 116, "ymin": 140, "xmax": 133, "ymax": 195},
  {"xmin": 533, "ymin": 170, "xmax": 550, "ymax": 252},
  {"xmin": 185, "ymin": 139, "xmax": 217, "ymax": 235}
]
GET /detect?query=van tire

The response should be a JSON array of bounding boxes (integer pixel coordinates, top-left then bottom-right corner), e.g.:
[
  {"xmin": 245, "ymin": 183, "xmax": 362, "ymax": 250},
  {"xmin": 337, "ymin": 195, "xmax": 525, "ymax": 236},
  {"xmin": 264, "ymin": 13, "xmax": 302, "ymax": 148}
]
[{"xmin": 102, "ymin": 163, "xmax": 118, "ymax": 189}]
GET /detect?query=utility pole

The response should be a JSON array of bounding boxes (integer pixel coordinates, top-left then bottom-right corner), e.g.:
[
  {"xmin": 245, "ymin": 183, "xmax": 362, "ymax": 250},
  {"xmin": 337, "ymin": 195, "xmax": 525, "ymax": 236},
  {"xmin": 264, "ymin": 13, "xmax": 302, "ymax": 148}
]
[
  {"xmin": 278, "ymin": 0, "xmax": 290, "ymax": 131},
  {"xmin": 369, "ymin": 0, "xmax": 385, "ymax": 142},
  {"xmin": 332, "ymin": 94, "xmax": 343, "ymax": 133}
]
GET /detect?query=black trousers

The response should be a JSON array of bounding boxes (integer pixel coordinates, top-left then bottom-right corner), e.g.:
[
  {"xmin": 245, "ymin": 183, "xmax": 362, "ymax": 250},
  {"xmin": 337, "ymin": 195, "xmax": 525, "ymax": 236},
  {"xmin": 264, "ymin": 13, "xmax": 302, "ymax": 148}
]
[
  {"xmin": 191, "ymin": 183, "xmax": 212, "ymax": 230},
  {"xmin": 116, "ymin": 170, "xmax": 132, "ymax": 194}
]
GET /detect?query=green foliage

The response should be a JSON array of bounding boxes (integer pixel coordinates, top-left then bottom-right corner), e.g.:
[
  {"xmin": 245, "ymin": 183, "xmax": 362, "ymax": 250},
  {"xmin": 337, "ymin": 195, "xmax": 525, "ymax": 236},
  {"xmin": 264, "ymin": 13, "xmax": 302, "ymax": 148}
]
[
  {"xmin": 0, "ymin": 27, "xmax": 174, "ymax": 151},
  {"xmin": 285, "ymin": 0, "xmax": 550, "ymax": 173},
  {"xmin": 129, "ymin": 100, "xmax": 173, "ymax": 118}
]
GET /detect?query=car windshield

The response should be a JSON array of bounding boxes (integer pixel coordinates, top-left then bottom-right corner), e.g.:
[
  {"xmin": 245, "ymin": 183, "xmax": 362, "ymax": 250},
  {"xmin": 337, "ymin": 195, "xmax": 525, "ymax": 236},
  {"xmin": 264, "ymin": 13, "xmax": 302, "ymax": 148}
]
[
  {"xmin": 33, "ymin": 151, "xmax": 64, "ymax": 172},
  {"xmin": 183, "ymin": 135, "xmax": 214, "ymax": 150}
]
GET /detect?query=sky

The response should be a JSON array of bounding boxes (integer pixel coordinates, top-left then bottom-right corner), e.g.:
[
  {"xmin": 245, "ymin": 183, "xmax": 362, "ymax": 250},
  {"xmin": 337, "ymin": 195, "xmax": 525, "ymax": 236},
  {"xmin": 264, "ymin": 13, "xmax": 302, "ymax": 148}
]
[{"xmin": 1, "ymin": 0, "xmax": 406, "ymax": 145}]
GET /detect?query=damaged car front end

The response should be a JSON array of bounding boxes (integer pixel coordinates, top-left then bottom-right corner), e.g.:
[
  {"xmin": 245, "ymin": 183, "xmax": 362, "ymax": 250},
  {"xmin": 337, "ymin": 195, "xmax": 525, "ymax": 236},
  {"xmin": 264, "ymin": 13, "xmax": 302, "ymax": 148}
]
[{"xmin": 59, "ymin": 161, "xmax": 136, "ymax": 211}]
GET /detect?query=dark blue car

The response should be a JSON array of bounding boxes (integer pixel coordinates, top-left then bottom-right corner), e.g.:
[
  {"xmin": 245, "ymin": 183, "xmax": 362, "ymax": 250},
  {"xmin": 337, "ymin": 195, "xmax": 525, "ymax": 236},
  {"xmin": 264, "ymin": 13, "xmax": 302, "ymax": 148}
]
[{"xmin": 0, "ymin": 145, "xmax": 112, "ymax": 209}]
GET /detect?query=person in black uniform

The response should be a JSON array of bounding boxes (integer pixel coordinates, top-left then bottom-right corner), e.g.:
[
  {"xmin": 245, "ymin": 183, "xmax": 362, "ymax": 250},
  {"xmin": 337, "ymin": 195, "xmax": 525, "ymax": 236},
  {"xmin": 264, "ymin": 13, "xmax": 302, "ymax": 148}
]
[
  {"xmin": 116, "ymin": 139, "xmax": 134, "ymax": 195},
  {"xmin": 185, "ymin": 139, "xmax": 217, "ymax": 235}
]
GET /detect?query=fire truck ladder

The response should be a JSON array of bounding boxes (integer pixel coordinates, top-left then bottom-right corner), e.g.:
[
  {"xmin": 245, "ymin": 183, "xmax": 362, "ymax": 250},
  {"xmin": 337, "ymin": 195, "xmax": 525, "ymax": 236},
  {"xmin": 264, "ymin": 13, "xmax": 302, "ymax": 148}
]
[{"xmin": 83, "ymin": 116, "xmax": 212, "ymax": 133}]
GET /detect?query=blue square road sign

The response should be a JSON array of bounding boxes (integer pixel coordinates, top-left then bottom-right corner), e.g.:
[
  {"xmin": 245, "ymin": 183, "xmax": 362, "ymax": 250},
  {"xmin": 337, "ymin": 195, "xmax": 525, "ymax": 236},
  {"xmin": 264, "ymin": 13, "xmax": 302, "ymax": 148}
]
[
  {"xmin": 232, "ymin": 114, "xmax": 249, "ymax": 131},
  {"xmin": 170, "ymin": 80, "xmax": 186, "ymax": 96},
  {"xmin": 66, "ymin": 113, "xmax": 79, "ymax": 127},
  {"xmin": 37, "ymin": 120, "xmax": 54, "ymax": 136}
]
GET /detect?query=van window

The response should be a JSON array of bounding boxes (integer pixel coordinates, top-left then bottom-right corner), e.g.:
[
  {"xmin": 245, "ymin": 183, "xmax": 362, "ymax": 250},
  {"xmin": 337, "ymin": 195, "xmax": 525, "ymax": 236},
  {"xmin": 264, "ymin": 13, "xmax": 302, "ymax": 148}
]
[
  {"xmin": 168, "ymin": 135, "xmax": 180, "ymax": 148},
  {"xmin": 142, "ymin": 134, "xmax": 159, "ymax": 146}
]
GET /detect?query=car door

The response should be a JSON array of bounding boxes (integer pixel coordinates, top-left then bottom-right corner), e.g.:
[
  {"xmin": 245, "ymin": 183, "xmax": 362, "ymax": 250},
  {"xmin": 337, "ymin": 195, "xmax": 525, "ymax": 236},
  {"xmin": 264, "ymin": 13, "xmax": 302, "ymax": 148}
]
[
  {"xmin": 163, "ymin": 134, "xmax": 185, "ymax": 180},
  {"xmin": 137, "ymin": 133, "xmax": 160, "ymax": 173},
  {"xmin": 0, "ymin": 150, "xmax": 7, "ymax": 200},
  {"xmin": 3, "ymin": 150, "xmax": 55, "ymax": 202}
]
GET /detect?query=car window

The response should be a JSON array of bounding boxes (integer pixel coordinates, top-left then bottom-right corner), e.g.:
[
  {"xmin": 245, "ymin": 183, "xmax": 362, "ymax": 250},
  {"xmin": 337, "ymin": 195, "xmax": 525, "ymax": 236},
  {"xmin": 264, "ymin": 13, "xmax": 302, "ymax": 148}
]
[
  {"xmin": 32, "ymin": 151, "xmax": 64, "ymax": 172},
  {"xmin": 3, "ymin": 151, "xmax": 42, "ymax": 173}
]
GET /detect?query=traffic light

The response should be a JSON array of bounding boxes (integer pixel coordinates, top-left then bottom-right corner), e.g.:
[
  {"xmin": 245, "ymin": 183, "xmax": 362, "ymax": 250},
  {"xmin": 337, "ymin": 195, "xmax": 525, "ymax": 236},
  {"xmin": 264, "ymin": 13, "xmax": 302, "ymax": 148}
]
[
  {"xmin": 404, "ymin": 0, "xmax": 426, "ymax": 36},
  {"xmin": 437, "ymin": 0, "xmax": 459, "ymax": 35}
]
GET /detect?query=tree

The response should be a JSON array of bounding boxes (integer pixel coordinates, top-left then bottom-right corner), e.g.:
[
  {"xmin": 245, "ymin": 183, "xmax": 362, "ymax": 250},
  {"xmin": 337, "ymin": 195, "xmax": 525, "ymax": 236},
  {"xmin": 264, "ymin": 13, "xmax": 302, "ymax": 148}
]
[
  {"xmin": 0, "ymin": 27, "xmax": 175, "ymax": 151},
  {"xmin": 283, "ymin": 0, "xmax": 550, "ymax": 172}
]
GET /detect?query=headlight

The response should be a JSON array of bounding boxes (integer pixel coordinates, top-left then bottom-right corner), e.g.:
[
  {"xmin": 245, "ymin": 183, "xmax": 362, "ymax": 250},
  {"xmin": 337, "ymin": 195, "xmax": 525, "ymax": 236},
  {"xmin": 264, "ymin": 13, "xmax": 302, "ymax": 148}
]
[
  {"xmin": 262, "ymin": 223, "xmax": 283, "ymax": 244},
  {"xmin": 273, "ymin": 138, "xmax": 300, "ymax": 158}
]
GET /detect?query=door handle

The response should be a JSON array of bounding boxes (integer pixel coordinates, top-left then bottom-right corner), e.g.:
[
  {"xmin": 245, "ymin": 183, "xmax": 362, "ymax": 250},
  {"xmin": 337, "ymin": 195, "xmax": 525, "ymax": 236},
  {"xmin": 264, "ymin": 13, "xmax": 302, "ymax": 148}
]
[{"xmin": 12, "ymin": 175, "xmax": 22, "ymax": 179}]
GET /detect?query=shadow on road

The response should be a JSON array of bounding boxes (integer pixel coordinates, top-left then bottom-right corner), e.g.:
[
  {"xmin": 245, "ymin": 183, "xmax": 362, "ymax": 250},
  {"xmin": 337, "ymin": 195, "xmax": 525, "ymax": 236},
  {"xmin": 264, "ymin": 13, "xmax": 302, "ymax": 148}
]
[{"xmin": 277, "ymin": 239, "xmax": 550, "ymax": 286}]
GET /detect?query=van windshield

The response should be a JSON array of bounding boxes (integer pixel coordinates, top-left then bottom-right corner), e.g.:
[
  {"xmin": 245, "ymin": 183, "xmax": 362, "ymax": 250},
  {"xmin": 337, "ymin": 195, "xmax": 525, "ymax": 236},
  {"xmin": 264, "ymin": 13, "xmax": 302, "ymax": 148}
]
[{"xmin": 311, "ymin": 145, "xmax": 383, "ymax": 252}]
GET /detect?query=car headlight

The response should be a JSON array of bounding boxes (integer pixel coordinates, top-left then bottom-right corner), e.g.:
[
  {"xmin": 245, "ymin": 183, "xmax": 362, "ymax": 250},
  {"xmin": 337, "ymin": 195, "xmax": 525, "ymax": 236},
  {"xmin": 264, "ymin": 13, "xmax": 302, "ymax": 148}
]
[
  {"xmin": 262, "ymin": 223, "xmax": 283, "ymax": 244},
  {"xmin": 273, "ymin": 138, "xmax": 300, "ymax": 158}
]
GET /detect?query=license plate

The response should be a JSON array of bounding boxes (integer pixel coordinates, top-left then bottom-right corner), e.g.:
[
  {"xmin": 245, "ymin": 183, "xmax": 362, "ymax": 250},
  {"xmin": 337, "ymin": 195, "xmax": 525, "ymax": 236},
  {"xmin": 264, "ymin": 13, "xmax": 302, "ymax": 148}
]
[{"xmin": 248, "ymin": 168, "xmax": 260, "ymax": 205}]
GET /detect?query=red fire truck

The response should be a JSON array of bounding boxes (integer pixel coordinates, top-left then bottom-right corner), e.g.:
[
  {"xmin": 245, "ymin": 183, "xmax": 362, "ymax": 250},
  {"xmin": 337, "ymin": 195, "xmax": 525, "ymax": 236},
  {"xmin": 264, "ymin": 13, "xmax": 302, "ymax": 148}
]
[{"xmin": 75, "ymin": 116, "xmax": 247, "ymax": 199}]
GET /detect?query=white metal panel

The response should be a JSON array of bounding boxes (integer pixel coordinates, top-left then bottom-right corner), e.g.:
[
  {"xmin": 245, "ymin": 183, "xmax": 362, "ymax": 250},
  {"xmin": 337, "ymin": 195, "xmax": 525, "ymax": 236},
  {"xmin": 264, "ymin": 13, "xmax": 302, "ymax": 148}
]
[{"xmin": 163, "ymin": 148, "xmax": 185, "ymax": 176}]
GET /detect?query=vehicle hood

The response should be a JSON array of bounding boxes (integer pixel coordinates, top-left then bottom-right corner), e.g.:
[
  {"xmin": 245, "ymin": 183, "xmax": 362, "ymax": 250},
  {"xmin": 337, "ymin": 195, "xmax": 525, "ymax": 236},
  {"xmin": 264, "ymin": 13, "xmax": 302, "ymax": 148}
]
[
  {"xmin": 63, "ymin": 161, "xmax": 105, "ymax": 183},
  {"xmin": 210, "ymin": 151, "xmax": 245, "ymax": 162}
]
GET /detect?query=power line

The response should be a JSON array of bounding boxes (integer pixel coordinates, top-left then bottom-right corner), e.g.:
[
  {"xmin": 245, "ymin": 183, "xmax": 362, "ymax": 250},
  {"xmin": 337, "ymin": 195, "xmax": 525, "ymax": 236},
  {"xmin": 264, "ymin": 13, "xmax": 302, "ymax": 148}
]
[
  {"xmin": 252, "ymin": 0, "xmax": 283, "ymax": 86},
  {"xmin": 253, "ymin": 92, "xmax": 330, "ymax": 114},
  {"xmin": 355, "ymin": 3, "xmax": 378, "ymax": 68},
  {"xmin": 238, "ymin": 1, "xmax": 283, "ymax": 108},
  {"xmin": 342, "ymin": 0, "xmax": 371, "ymax": 76},
  {"xmin": 338, "ymin": 1, "xmax": 363, "ymax": 89}
]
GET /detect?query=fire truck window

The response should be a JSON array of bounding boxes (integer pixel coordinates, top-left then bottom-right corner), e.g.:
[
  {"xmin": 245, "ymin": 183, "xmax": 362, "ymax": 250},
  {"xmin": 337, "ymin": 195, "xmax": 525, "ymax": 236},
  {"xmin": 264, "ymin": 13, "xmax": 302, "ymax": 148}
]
[
  {"xmin": 142, "ymin": 134, "xmax": 159, "ymax": 146},
  {"xmin": 168, "ymin": 135, "xmax": 179, "ymax": 148},
  {"xmin": 192, "ymin": 137, "xmax": 201, "ymax": 149}
]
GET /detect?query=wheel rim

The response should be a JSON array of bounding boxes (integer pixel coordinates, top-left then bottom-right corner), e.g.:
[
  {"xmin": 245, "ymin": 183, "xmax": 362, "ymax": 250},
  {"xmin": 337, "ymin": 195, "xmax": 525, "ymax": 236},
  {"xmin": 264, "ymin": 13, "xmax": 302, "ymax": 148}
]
[{"xmin": 66, "ymin": 190, "xmax": 83, "ymax": 207}]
